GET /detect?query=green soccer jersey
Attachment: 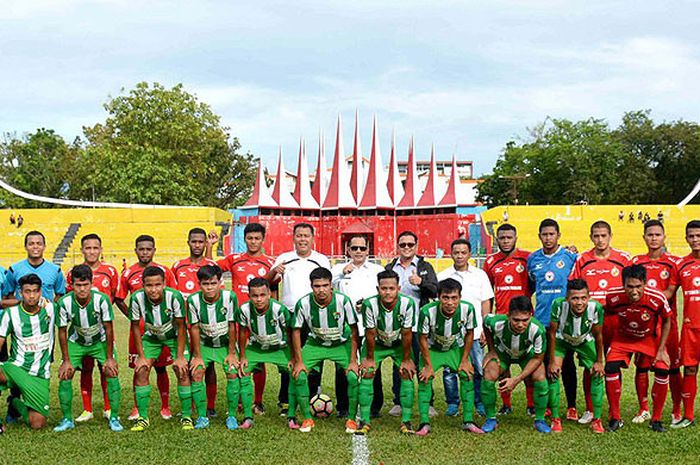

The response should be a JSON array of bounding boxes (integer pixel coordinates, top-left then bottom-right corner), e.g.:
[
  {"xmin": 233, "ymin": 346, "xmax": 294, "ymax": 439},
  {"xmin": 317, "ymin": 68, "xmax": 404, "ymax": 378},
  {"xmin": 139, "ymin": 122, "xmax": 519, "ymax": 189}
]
[
  {"xmin": 0, "ymin": 303, "xmax": 56, "ymax": 379},
  {"xmin": 187, "ymin": 290, "xmax": 237, "ymax": 348},
  {"xmin": 237, "ymin": 298, "xmax": 291, "ymax": 350},
  {"xmin": 293, "ymin": 291, "xmax": 357, "ymax": 347},
  {"xmin": 417, "ymin": 300, "xmax": 477, "ymax": 351},
  {"xmin": 58, "ymin": 290, "xmax": 113, "ymax": 346},
  {"xmin": 483, "ymin": 313, "xmax": 546, "ymax": 359},
  {"xmin": 362, "ymin": 294, "xmax": 415, "ymax": 348},
  {"xmin": 550, "ymin": 297, "xmax": 603, "ymax": 346},
  {"xmin": 129, "ymin": 287, "xmax": 185, "ymax": 341}
]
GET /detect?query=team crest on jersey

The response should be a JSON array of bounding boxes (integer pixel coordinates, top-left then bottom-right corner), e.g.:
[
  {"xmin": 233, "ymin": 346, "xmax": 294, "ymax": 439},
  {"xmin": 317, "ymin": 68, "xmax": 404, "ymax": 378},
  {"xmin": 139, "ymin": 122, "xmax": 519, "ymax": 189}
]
[
  {"xmin": 630, "ymin": 321, "xmax": 639, "ymax": 329},
  {"xmin": 556, "ymin": 260, "xmax": 565, "ymax": 269},
  {"xmin": 660, "ymin": 270, "xmax": 669, "ymax": 280},
  {"xmin": 186, "ymin": 281, "xmax": 195, "ymax": 291},
  {"xmin": 648, "ymin": 279, "xmax": 658, "ymax": 288},
  {"xmin": 599, "ymin": 279, "xmax": 608, "ymax": 289},
  {"xmin": 258, "ymin": 268, "xmax": 266, "ymax": 276},
  {"xmin": 515, "ymin": 264, "xmax": 524, "ymax": 273},
  {"xmin": 611, "ymin": 268, "xmax": 620, "ymax": 277},
  {"xmin": 102, "ymin": 278, "xmax": 110, "ymax": 289},
  {"xmin": 164, "ymin": 308, "xmax": 172, "ymax": 316},
  {"xmin": 504, "ymin": 275, "xmax": 514, "ymax": 284},
  {"xmin": 545, "ymin": 271, "xmax": 555, "ymax": 282},
  {"xmin": 694, "ymin": 277, "xmax": 700, "ymax": 287},
  {"xmin": 610, "ymin": 295, "xmax": 619, "ymax": 303},
  {"xmin": 641, "ymin": 311, "xmax": 651, "ymax": 321}
]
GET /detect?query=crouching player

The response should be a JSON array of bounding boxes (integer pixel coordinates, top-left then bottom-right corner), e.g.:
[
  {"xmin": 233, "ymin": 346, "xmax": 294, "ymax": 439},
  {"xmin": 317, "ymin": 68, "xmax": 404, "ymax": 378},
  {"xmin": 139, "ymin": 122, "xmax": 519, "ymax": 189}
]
[
  {"xmin": 129, "ymin": 266, "xmax": 193, "ymax": 431},
  {"xmin": 238, "ymin": 278, "xmax": 298, "ymax": 430},
  {"xmin": 604, "ymin": 264, "xmax": 671, "ymax": 433},
  {"xmin": 0, "ymin": 274, "xmax": 55, "ymax": 433},
  {"xmin": 547, "ymin": 279, "xmax": 605, "ymax": 433},
  {"xmin": 55, "ymin": 265, "xmax": 123, "ymax": 432},
  {"xmin": 187, "ymin": 265, "xmax": 239, "ymax": 430},
  {"xmin": 481, "ymin": 296, "xmax": 550, "ymax": 433},
  {"xmin": 290, "ymin": 267, "xmax": 360, "ymax": 433},
  {"xmin": 358, "ymin": 270, "xmax": 417, "ymax": 435}
]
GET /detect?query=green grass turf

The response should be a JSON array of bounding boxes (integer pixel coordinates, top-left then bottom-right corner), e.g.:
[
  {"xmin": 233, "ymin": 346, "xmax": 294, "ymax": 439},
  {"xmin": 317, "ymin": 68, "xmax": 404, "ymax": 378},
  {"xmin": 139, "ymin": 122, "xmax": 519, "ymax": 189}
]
[{"xmin": 1, "ymin": 316, "xmax": 699, "ymax": 465}]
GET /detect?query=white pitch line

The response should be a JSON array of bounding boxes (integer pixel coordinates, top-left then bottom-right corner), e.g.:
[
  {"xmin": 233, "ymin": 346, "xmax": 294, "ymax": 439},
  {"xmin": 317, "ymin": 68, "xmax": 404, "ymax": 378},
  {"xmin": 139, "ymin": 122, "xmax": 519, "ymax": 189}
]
[{"xmin": 351, "ymin": 434, "xmax": 370, "ymax": 465}]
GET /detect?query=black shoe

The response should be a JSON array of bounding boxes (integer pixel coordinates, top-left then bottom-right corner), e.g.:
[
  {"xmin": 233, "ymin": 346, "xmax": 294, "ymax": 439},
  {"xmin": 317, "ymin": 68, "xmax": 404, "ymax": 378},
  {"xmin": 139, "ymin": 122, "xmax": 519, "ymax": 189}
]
[
  {"xmin": 337, "ymin": 410, "xmax": 349, "ymax": 419},
  {"xmin": 607, "ymin": 418, "xmax": 624, "ymax": 432},
  {"xmin": 278, "ymin": 402, "xmax": 288, "ymax": 417},
  {"xmin": 370, "ymin": 410, "xmax": 381, "ymax": 419},
  {"xmin": 207, "ymin": 408, "xmax": 217, "ymax": 418},
  {"xmin": 650, "ymin": 420, "xmax": 667, "ymax": 433},
  {"xmin": 526, "ymin": 407, "xmax": 536, "ymax": 417},
  {"xmin": 497, "ymin": 406, "xmax": 513, "ymax": 416}
]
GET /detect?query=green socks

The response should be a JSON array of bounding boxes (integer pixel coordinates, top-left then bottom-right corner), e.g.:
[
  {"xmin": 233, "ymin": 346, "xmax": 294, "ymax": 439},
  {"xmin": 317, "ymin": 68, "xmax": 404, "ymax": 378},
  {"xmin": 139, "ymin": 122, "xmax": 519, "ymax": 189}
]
[
  {"xmin": 59, "ymin": 379, "xmax": 74, "ymax": 421},
  {"xmin": 226, "ymin": 378, "xmax": 240, "ymax": 418},
  {"xmin": 534, "ymin": 380, "xmax": 549, "ymax": 420},
  {"xmin": 417, "ymin": 380, "xmax": 432, "ymax": 424},
  {"xmin": 548, "ymin": 377, "xmax": 561, "ymax": 419},
  {"xmin": 239, "ymin": 376, "xmax": 253, "ymax": 418},
  {"xmin": 591, "ymin": 373, "xmax": 604, "ymax": 420},
  {"xmin": 178, "ymin": 385, "xmax": 193, "ymax": 418},
  {"xmin": 287, "ymin": 371, "xmax": 298, "ymax": 418},
  {"xmin": 295, "ymin": 371, "xmax": 311, "ymax": 420},
  {"xmin": 192, "ymin": 381, "xmax": 207, "ymax": 418},
  {"xmin": 358, "ymin": 377, "xmax": 373, "ymax": 424},
  {"xmin": 106, "ymin": 377, "xmax": 121, "ymax": 421},
  {"xmin": 399, "ymin": 378, "xmax": 414, "ymax": 423},
  {"xmin": 458, "ymin": 375, "xmax": 475, "ymax": 423},
  {"xmin": 481, "ymin": 380, "xmax": 497, "ymax": 419},
  {"xmin": 347, "ymin": 371, "xmax": 359, "ymax": 420},
  {"xmin": 135, "ymin": 384, "xmax": 151, "ymax": 419}
]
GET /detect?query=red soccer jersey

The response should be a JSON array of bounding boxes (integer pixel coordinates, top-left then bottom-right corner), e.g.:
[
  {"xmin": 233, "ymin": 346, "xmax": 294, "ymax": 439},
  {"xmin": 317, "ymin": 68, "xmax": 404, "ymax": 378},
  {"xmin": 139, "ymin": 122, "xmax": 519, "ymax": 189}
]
[
  {"xmin": 675, "ymin": 254, "xmax": 700, "ymax": 329},
  {"xmin": 605, "ymin": 286, "xmax": 671, "ymax": 341},
  {"xmin": 483, "ymin": 249, "xmax": 530, "ymax": 314},
  {"xmin": 217, "ymin": 252, "xmax": 275, "ymax": 303},
  {"xmin": 66, "ymin": 262, "xmax": 120, "ymax": 302},
  {"xmin": 571, "ymin": 248, "xmax": 631, "ymax": 302},
  {"xmin": 632, "ymin": 252, "xmax": 679, "ymax": 311},
  {"xmin": 171, "ymin": 257, "xmax": 218, "ymax": 297},
  {"xmin": 116, "ymin": 261, "xmax": 177, "ymax": 300}
]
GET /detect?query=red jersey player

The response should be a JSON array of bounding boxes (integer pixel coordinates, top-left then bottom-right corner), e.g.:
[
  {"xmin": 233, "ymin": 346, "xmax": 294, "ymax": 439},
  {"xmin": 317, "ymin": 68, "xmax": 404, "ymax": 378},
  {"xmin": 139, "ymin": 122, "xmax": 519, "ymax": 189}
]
[
  {"xmin": 631, "ymin": 220, "xmax": 682, "ymax": 425},
  {"xmin": 115, "ymin": 234, "xmax": 177, "ymax": 421},
  {"xmin": 65, "ymin": 233, "xmax": 120, "ymax": 423},
  {"xmin": 671, "ymin": 220, "xmax": 700, "ymax": 430},
  {"xmin": 604, "ymin": 265, "xmax": 671, "ymax": 433}
]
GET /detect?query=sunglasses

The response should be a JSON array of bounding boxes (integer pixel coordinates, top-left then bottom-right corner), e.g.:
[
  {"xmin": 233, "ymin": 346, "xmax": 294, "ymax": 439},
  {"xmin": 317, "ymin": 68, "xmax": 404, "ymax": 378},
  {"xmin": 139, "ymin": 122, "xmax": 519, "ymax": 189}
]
[
  {"xmin": 398, "ymin": 242, "xmax": 416, "ymax": 249},
  {"xmin": 350, "ymin": 246, "xmax": 368, "ymax": 251}
]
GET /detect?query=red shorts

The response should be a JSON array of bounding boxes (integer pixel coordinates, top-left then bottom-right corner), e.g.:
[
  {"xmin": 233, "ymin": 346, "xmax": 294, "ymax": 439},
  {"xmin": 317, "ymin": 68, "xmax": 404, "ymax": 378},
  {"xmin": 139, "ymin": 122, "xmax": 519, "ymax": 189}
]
[
  {"xmin": 681, "ymin": 325, "xmax": 700, "ymax": 367},
  {"xmin": 607, "ymin": 336, "xmax": 669, "ymax": 370},
  {"xmin": 128, "ymin": 320, "xmax": 173, "ymax": 368},
  {"xmin": 603, "ymin": 314, "xmax": 619, "ymax": 350}
]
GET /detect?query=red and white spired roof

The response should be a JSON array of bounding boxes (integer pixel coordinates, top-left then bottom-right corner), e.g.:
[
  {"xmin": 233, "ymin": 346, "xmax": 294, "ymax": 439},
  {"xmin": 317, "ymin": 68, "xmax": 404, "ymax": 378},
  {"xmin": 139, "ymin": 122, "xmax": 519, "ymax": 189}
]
[
  {"xmin": 270, "ymin": 147, "xmax": 299, "ymax": 209},
  {"xmin": 292, "ymin": 137, "xmax": 319, "ymax": 209}
]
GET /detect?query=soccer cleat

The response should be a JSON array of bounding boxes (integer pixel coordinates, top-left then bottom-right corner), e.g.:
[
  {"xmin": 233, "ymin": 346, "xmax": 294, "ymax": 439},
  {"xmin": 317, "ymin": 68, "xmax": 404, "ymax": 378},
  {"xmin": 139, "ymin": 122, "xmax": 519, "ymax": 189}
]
[
  {"xmin": 445, "ymin": 403, "xmax": 459, "ymax": 417},
  {"xmin": 53, "ymin": 418, "xmax": 76, "ymax": 432},
  {"xmin": 299, "ymin": 419, "xmax": 315, "ymax": 433},
  {"xmin": 354, "ymin": 422, "xmax": 370, "ymax": 435},
  {"xmin": 526, "ymin": 407, "xmax": 536, "ymax": 417},
  {"xmin": 415, "ymin": 423, "xmax": 431, "ymax": 437},
  {"xmin": 566, "ymin": 407, "xmax": 579, "ymax": 421},
  {"xmin": 534, "ymin": 419, "xmax": 551, "ymax": 434},
  {"xmin": 606, "ymin": 418, "xmax": 624, "ymax": 432},
  {"xmin": 497, "ymin": 406, "xmax": 513, "ymax": 416},
  {"xmin": 278, "ymin": 402, "xmax": 289, "ymax": 416},
  {"xmin": 226, "ymin": 416, "xmax": 239, "ymax": 430},
  {"xmin": 337, "ymin": 409, "xmax": 349, "ymax": 419},
  {"xmin": 253, "ymin": 403, "xmax": 265, "ymax": 416},
  {"xmin": 160, "ymin": 407, "xmax": 173, "ymax": 420},
  {"xmin": 388, "ymin": 404, "xmax": 402, "ymax": 417},
  {"xmin": 128, "ymin": 406, "xmax": 140, "ymax": 421},
  {"xmin": 345, "ymin": 419, "xmax": 359, "ymax": 434},
  {"xmin": 590, "ymin": 418, "xmax": 605, "ymax": 434},
  {"xmin": 649, "ymin": 420, "xmax": 667, "ymax": 433},
  {"xmin": 578, "ymin": 410, "xmax": 594, "ymax": 424},
  {"xmin": 181, "ymin": 417, "xmax": 194, "ymax": 430},
  {"xmin": 130, "ymin": 417, "xmax": 150, "ymax": 432},
  {"xmin": 632, "ymin": 410, "xmax": 651, "ymax": 424},
  {"xmin": 75, "ymin": 410, "xmax": 94, "ymax": 423},
  {"xmin": 108, "ymin": 418, "xmax": 124, "ymax": 432},
  {"xmin": 287, "ymin": 417, "xmax": 300, "ymax": 430},
  {"xmin": 671, "ymin": 413, "xmax": 683, "ymax": 426},
  {"xmin": 399, "ymin": 422, "xmax": 414, "ymax": 434},
  {"xmin": 669, "ymin": 418, "xmax": 695, "ymax": 429},
  {"xmin": 551, "ymin": 418, "xmax": 563, "ymax": 433},
  {"xmin": 462, "ymin": 421, "xmax": 484, "ymax": 434},
  {"xmin": 240, "ymin": 418, "xmax": 254, "ymax": 430},
  {"xmin": 103, "ymin": 410, "xmax": 111, "ymax": 420},
  {"xmin": 482, "ymin": 418, "xmax": 498, "ymax": 433},
  {"xmin": 4, "ymin": 415, "xmax": 17, "ymax": 425},
  {"xmin": 429, "ymin": 406, "xmax": 438, "ymax": 418},
  {"xmin": 207, "ymin": 408, "xmax": 217, "ymax": 418},
  {"xmin": 195, "ymin": 417, "xmax": 210, "ymax": 429}
]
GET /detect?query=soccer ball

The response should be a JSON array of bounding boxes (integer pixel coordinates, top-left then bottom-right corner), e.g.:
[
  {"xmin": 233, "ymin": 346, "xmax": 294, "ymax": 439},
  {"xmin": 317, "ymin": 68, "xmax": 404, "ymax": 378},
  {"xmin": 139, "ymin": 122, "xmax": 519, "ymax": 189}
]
[{"xmin": 310, "ymin": 393, "xmax": 334, "ymax": 418}]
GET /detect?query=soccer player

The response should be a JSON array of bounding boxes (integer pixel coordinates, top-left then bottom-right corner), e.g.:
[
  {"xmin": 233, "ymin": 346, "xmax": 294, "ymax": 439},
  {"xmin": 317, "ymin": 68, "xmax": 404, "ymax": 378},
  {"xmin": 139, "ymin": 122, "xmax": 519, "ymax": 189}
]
[
  {"xmin": 671, "ymin": 220, "xmax": 700, "ymax": 429},
  {"xmin": 129, "ymin": 266, "xmax": 192, "ymax": 431},
  {"xmin": 290, "ymin": 267, "xmax": 360, "ymax": 433},
  {"xmin": 604, "ymin": 264, "xmax": 671, "ymax": 432},
  {"xmin": 547, "ymin": 279, "xmax": 605, "ymax": 433},
  {"xmin": 483, "ymin": 223, "xmax": 531, "ymax": 415},
  {"xmin": 237, "ymin": 278, "xmax": 298, "ymax": 430},
  {"xmin": 481, "ymin": 296, "xmax": 550, "ymax": 434},
  {"xmin": 208, "ymin": 222, "xmax": 274, "ymax": 415},
  {"xmin": 570, "ymin": 220, "xmax": 630, "ymax": 424},
  {"xmin": 357, "ymin": 270, "xmax": 416, "ymax": 434},
  {"xmin": 631, "ymin": 220, "xmax": 683, "ymax": 425},
  {"xmin": 0, "ymin": 274, "xmax": 56, "ymax": 432},
  {"xmin": 187, "ymin": 265, "xmax": 239, "ymax": 430},
  {"xmin": 65, "ymin": 233, "xmax": 120, "ymax": 424},
  {"xmin": 115, "ymin": 235, "xmax": 177, "ymax": 421},
  {"xmin": 415, "ymin": 278, "xmax": 483, "ymax": 436},
  {"xmin": 54, "ymin": 265, "xmax": 123, "ymax": 432}
]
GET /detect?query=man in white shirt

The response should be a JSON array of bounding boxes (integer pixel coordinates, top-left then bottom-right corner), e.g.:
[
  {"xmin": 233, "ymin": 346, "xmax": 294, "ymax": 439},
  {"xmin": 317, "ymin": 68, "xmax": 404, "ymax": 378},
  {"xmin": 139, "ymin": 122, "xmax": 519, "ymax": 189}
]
[{"xmin": 437, "ymin": 238, "xmax": 494, "ymax": 417}]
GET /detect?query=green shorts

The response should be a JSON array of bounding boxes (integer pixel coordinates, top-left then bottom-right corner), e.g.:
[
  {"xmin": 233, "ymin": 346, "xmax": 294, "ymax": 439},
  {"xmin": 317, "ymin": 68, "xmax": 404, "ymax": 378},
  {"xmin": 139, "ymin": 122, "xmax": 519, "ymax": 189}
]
[
  {"xmin": 143, "ymin": 337, "xmax": 190, "ymax": 361},
  {"xmin": 361, "ymin": 343, "xmax": 405, "ymax": 370},
  {"xmin": 418, "ymin": 346, "xmax": 469, "ymax": 374},
  {"xmin": 302, "ymin": 341, "xmax": 351, "ymax": 372},
  {"xmin": 554, "ymin": 339, "xmax": 597, "ymax": 370},
  {"xmin": 244, "ymin": 344, "xmax": 291, "ymax": 374},
  {"xmin": 0, "ymin": 363, "xmax": 50, "ymax": 418},
  {"xmin": 492, "ymin": 350, "xmax": 536, "ymax": 371},
  {"xmin": 68, "ymin": 340, "xmax": 117, "ymax": 370},
  {"xmin": 200, "ymin": 345, "xmax": 236, "ymax": 375}
]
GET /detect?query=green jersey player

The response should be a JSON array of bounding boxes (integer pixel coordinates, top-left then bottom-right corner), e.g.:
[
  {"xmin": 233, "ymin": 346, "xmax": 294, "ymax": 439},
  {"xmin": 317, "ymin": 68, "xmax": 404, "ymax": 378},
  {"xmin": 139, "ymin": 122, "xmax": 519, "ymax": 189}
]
[
  {"xmin": 0, "ymin": 274, "xmax": 55, "ymax": 432},
  {"xmin": 481, "ymin": 296, "xmax": 550, "ymax": 433},
  {"xmin": 547, "ymin": 279, "xmax": 605, "ymax": 433},
  {"xmin": 358, "ymin": 270, "xmax": 417, "ymax": 435},
  {"xmin": 129, "ymin": 266, "xmax": 192, "ymax": 431},
  {"xmin": 415, "ymin": 278, "xmax": 483, "ymax": 436},
  {"xmin": 55, "ymin": 265, "xmax": 123, "ymax": 433},
  {"xmin": 291, "ymin": 267, "xmax": 360, "ymax": 433},
  {"xmin": 188, "ymin": 265, "xmax": 239, "ymax": 430}
]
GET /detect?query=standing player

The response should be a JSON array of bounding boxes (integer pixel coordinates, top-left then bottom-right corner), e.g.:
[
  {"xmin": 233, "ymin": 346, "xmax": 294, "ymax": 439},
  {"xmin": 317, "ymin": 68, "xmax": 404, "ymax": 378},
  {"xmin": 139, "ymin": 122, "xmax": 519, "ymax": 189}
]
[
  {"xmin": 631, "ymin": 220, "xmax": 682, "ymax": 425},
  {"xmin": 604, "ymin": 265, "xmax": 671, "ymax": 432},
  {"xmin": 54, "ymin": 265, "xmax": 123, "ymax": 432},
  {"xmin": 483, "ymin": 223, "xmax": 531, "ymax": 415},
  {"xmin": 415, "ymin": 279, "xmax": 483, "ymax": 436},
  {"xmin": 480, "ymin": 296, "xmax": 550, "ymax": 434},
  {"xmin": 208, "ymin": 223, "xmax": 274, "ymax": 415},
  {"xmin": 65, "ymin": 233, "xmax": 120, "ymax": 424},
  {"xmin": 547, "ymin": 279, "xmax": 605, "ymax": 433},
  {"xmin": 129, "ymin": 266, "xmax": 192, "ymax": 431},
  {"xmin": 290, "ymin": 267, "xmax": 360, "ymax": 433},
  {"xmin": 570, "ymin": 220, "xmax": 631, "ymax": 424},
  {"xmin": 187, "ymin": 265, "xmax": 239, "ymax": 430}
]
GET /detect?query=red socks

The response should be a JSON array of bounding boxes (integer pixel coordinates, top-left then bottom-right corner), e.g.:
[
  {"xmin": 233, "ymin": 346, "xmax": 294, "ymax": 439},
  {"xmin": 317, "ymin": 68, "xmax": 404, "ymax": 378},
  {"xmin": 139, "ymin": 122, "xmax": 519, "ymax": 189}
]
[
  {"xmin": 156, "ymin": 369, "xmax": 170, "ymax": 409},
  {"xmin": 526, "ymin": 384, "xmax": 534, "ymax": 409},
  {"xmin": 206, "ymin": 380, "xmax": 217, "ymax": 410},
  {"xmin": 682, "ymin": 373, "xmax": 697, "ymax": 421},
  {"xmin": 501, "ymin": 390, "xmax": 512, "ymax": 408},
  {"xmin": 606, "ymin": 373, "xmax": 622, "ymax": 420},
  {"xmin": 670, "ymin": 370, "xmax": 683, "ymax": 418},
  {"xmin": 253, "ymin": 366, "xmax": 266, "ymax": 405},
  {"xmin": 80, "ymin": 362, "xmax": 94, "ymax": 412},
  {"xmin": 651, "ymin": 374, "xmax": 669, "ymax": 422},
  {"xmin": 635, "ymin": 370, "xmax": 650, "ymax": 411}
]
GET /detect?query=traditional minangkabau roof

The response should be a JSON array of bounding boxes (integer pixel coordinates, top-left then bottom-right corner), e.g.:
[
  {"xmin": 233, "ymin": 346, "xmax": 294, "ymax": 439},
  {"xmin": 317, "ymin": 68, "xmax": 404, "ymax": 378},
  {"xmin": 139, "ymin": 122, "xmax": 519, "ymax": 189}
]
[
  {"xmin": 322, "ymin": 115, "xmax": 356, "ymax": 209},
  {"xmin": 386, "ymin": 129, "xmax": 404, "ymax": 206},
  {"xmin": 397, "ymin": 137, "xmax": 419, "ymax": 209},
  {"xmin": 359, "ymin": 116, "xmax": 393, "ymax": 209},
  {"xmin": 349, "ymin": 110, "xmax": 365, "ymax": 203},
  {"xmin": 438, "ymin": 154, "xmax": 460, "ymax": 207},
  {"xmin": 292, "ymin": 137, "xmax": 319, "ymax": 209},
  {"xmin": 311, "ymin": 130, "xmax": 328, "ymax": 206},
  {"xmin": 270, "ymin": 147, "xmax": 299, "ymax": 209},
  {"xmin": 416, "ymin": 145, "xmax": 446, "ymax": 208},
  {"xmin": 243, "ymin": 158, "xmax": 277, "ymax": 208}
]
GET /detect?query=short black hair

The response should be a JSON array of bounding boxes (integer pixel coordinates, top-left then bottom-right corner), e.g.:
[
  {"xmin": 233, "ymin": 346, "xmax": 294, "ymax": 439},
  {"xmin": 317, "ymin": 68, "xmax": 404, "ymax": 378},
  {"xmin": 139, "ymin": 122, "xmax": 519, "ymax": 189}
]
[
  {"xmin": 376, "ymin": 269, "xmax": 399, "ymax": 284},
  {"xmin": 347, "ymin": 235, "xmax": 369, "ymax": 246},
  {"xmin": 294, "ymin": 223, "xmax": 315, "ymax": 235},
  {"xmin": 539, "ymin": 218, "xmax": 560, "ymax": 233},
  {"xmin": 309, "ymin": 267, "xmax": 332, "ymax": 283},
  {"xmin": 142, "ymin": 265, "xmax": 165, "ymax": 281},
  {"xmin": 18, "ymin": 273, "xmax": 42, "ymax": 289},
  {"xmin": 643, "ymin": 219, "xmax": 664, "ymax": 232},
  {"xmin": 567, "ymin": 279, "xmax": 589, "ymax": 292},
  {"xmin": 509, "ymin": 295, "xmax": 533, "ymax": 315},
  {"xmin": 196, "ymin": 265, "xmax": 222, "ymax": 282},
  {"xmin": 686, "ymin": 220, "xmax": 700, "ymax": 234},
  {"xmin": 438, "ymin": 278, "xmax": 462, "ymax": 295},
  {"xmin": 450, "ymin": 238, "xmax": 471, "ymax": 251},
  {"xmin": 81, "ymin": 233, "xmax": 102, "ymax": 245},
  {"xmin": 244, "ymin": 223, "xmax": 266, "ymax": 237},
  {"xmin": 135, "ymin": 234, "xmax": 155, "ymax": 247},
  {"xmin": 71, "ymin": 264, "xmax": 93, "ymax": 283},
  {"xmin": 497, "ymin": 223, "xmax": 517, "ymax": 235},
  {"xmin": 188, "ymin": 228, "xmax": 207, "ymax": 239},
  {"xmin": 24, "ymin": 230, "xmax": 45, "ymax": 246},
  {"xmin": 397, "ymin": 231, "xmax": 418, "ymax": 243},
  {"xmin": 248, "ymin": 277, "xmax": 270, "ymax": 290},
  {"xmin": 623, "ymin": 264, "xmax": 647, "ymax": 283},
  {"xmin": 590, "ymin": 220, "xmax": 611, "ymax": 234}
]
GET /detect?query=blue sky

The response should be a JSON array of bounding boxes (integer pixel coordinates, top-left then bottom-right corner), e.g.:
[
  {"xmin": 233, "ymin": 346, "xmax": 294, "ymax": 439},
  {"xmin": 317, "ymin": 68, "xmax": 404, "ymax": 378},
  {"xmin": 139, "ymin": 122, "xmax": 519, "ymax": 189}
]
[{"xmin": 1, "ymin": 0, "xmax": 699, "ymax": 176}]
